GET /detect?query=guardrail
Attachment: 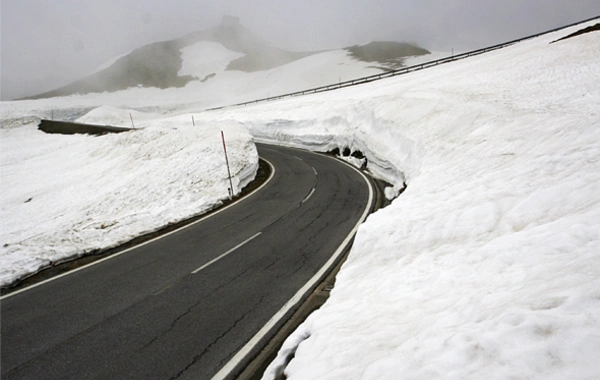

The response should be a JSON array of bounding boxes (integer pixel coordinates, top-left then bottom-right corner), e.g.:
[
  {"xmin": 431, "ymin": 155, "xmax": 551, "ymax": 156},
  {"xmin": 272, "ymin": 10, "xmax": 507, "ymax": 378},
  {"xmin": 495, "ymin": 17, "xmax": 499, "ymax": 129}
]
[{"xmin": 207, "ymin": 15, "xmax": 599, "ymax": 111}]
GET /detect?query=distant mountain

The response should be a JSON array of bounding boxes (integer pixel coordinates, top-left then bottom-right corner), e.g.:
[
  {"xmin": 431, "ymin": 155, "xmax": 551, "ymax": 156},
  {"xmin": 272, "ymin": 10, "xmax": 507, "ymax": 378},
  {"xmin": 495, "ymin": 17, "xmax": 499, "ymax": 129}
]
[{"xmin": 26, "ymin": 16, "xmax": 430, "ymax": 99}]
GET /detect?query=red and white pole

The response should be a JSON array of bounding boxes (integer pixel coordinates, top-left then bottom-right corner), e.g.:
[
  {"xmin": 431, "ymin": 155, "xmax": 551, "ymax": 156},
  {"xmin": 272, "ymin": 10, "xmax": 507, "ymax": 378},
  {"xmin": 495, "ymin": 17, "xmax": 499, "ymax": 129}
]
[{"xmin": 221, "ymin": 131, "xmax": 234, "ymax": 200}]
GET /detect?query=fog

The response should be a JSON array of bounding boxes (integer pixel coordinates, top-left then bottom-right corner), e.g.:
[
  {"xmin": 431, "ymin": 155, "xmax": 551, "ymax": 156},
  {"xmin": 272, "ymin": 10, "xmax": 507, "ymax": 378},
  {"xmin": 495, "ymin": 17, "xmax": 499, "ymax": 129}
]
[{"xmin": 1, "ymin": 0, "xmax": 598, "ymax": 100}]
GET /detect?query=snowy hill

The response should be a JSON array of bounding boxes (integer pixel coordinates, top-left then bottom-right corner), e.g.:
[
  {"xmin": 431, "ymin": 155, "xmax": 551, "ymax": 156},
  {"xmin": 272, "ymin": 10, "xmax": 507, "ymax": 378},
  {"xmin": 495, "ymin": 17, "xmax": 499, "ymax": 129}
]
[{"xmin": 24, "ymin": 16, "xmax": 429, "ymax": 101}]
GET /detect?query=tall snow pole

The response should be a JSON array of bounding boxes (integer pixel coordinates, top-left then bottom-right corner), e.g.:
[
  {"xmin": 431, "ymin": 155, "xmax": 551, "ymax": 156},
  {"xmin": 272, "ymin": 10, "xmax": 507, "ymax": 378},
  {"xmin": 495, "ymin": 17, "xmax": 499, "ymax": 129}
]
[
  {"xmin": 192, "ymin": 115, "xmax": 195, "ymax": 126},
  {"xmin": 129, "ymin": 113, "xmax": 136, "ymax": 130},
  {"xmin": 221, "ymin": 130, "xmax": 234, "ymax": 200}
]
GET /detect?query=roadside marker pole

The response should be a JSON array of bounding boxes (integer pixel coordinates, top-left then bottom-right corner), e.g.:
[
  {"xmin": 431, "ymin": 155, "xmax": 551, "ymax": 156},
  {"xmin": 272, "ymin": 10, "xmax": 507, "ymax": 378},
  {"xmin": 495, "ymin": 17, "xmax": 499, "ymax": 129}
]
[
  {"xmin": 221, "ymin": 131, "xmax": 234, "ymax": 200},
  {"xmin": 129, "ymin": 113, "xmax": 136, "ymax": 130},
  {"xmin": 192, "ymin": 115, "xmax": 195, "ymax": 126}
]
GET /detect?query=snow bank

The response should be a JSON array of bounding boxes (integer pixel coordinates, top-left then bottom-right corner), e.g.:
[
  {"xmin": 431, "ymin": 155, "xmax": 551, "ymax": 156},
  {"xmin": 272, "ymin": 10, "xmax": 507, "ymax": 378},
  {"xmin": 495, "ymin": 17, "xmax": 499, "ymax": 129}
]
[
  {"xmin": 192, "ymin": 20, "xmax": 600, "ymax": 380},
  {"xmin": 244, "ymin": 109, "xmax": 419, "ymax": 194},
  {"xmin": 0, "ymin": 112, "xmax": 258, "ymax": 286}
]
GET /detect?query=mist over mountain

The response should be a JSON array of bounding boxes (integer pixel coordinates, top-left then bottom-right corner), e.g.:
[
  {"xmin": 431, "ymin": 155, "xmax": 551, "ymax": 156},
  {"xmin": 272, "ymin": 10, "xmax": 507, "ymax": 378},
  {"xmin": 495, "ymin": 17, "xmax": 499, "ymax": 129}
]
[{"xmin": 26, "ymin": 16, "xmax": 429, "ymax": 100}]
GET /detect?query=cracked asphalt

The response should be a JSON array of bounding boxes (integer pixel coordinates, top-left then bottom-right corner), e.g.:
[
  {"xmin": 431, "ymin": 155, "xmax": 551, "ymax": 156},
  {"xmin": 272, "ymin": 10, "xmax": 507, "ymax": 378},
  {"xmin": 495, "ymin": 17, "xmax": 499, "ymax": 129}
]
[{"xmin": 0, "ymin": 144, "xmax": 372, "ymax": 380}]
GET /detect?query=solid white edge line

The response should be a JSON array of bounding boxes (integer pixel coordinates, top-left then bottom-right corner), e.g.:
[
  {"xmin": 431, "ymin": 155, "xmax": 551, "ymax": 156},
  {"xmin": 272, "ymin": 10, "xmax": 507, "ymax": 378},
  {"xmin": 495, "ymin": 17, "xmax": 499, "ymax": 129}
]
[
  {"xmin": 211, "ymin": 153, "xmax": 374, "ymax": 380},
  {"xmin": 301, "ymin": 187, "xmax": 316, "ymax": 204},
  {"xmin": 192, "ymin": 232, "xmax": 262, "ymax": 274},
  {"xmin": 1, "ymin": 159, "xmax": 276, "ymax": 301}
]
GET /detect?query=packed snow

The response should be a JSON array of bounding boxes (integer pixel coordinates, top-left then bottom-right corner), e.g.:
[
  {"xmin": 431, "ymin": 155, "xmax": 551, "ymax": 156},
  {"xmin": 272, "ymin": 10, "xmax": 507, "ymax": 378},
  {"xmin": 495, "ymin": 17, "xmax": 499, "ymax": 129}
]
[
  {"xmin": 1, "ymin": 17, "xmax": 599, "ymax": 380},
  {"xmin": 0, "ymin": 113, "xmax": 257, "ymax": 286},
  {"xmin": 188, "ymin": 20, "xmax": 600, "ymax": 379}
]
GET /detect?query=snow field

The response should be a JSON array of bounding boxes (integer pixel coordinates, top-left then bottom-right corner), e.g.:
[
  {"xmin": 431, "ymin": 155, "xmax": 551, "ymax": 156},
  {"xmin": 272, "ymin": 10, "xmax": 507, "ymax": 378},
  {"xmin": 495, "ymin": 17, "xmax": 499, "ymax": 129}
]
[
  {"xmin": 0, "ymin": 113, "xmax": 258, "ymax": 286},
  {"xmin": 188, "ymin": 21, "xmax": 600, "ymax": 379}
]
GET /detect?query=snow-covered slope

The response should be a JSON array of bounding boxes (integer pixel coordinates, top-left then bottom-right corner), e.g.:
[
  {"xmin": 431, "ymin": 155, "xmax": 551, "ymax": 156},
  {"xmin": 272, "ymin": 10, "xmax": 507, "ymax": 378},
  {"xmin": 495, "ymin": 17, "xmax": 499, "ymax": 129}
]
[
  {"xmin": 0, "ymin": 112, "xmax": 257, "ymax": 286},
  {"xmin": 189, "ymin": 20, "xmax": 600, "ymax": 379}
]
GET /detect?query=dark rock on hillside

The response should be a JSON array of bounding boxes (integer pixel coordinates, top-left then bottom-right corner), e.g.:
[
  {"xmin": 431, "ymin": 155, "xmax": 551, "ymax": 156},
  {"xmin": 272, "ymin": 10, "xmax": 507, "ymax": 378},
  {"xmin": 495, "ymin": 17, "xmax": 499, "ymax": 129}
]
[
  {"xmin": 347, "ymin": 41, "xmax": 430, "ymax": 70},
  {"xmin": 551, "ymin": 23, "xmax": 599, "ymax": 43}
]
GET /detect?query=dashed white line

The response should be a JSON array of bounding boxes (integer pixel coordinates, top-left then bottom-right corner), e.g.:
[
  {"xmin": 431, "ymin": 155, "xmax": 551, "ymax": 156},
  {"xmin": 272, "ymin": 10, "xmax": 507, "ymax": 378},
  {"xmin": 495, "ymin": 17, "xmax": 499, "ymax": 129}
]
[
  {"xmin": 191, "ymin": 232, "xmax": 262, "ymax": 274},
  {"xmin": 312, "ymin": 167, "xmax": 318, "ymax": 176}
]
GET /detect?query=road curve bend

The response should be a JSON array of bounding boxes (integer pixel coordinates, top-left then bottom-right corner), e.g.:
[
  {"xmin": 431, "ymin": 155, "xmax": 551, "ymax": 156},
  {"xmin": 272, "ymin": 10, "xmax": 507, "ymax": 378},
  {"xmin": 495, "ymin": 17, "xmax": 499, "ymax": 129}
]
[{"xmin": 1, "ymin": 143, "xmax": 374, "ymax": 380}]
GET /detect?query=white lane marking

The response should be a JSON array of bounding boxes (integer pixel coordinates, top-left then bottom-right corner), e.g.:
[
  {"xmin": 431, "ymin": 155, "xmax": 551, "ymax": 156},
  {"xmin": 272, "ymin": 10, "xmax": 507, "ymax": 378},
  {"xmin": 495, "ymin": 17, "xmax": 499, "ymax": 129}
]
[
  {"xmin": 294, "ymin": 156, "xmax": 303, "ymax": 162},
  {"xmin": 192, "ymin": 232, "xmax": 262, "ymax": 274},
  {"xmin": 211, "ymin": 152, "xmax": 375, "ymax": 380},
  {"xmin": 312, "ymin": 167, "xmax": 318, "ymax": 176},
  {"xmin": 1, "ymin": 159, "xmax": 276, "ymax": 301},
  {"xmin": 301, "ymin": 188, "xmax": 316, "ymax": 204}
]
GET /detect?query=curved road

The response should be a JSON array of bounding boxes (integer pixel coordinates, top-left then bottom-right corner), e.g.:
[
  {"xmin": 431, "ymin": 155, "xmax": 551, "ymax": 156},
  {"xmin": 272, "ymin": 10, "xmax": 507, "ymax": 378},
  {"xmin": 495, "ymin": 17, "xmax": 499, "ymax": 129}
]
[{"xmin": 1, "ymin": 144, "xmax": 373, "ymax": 380}]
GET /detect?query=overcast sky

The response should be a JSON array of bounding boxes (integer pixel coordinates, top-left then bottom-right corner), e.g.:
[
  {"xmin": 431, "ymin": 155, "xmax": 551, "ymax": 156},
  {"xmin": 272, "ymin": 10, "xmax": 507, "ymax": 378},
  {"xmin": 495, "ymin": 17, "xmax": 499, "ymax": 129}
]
[{"xmin": 1, "ymin": 0, "xmax": 598, "ymax": 100}]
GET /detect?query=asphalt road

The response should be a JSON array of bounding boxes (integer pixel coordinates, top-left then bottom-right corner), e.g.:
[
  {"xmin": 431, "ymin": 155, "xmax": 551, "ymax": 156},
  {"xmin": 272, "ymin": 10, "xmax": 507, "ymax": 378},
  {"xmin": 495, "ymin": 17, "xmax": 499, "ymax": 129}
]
[{"xmin": 1, "ymin": 144, "xmax": 373, "ymax": 380}]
